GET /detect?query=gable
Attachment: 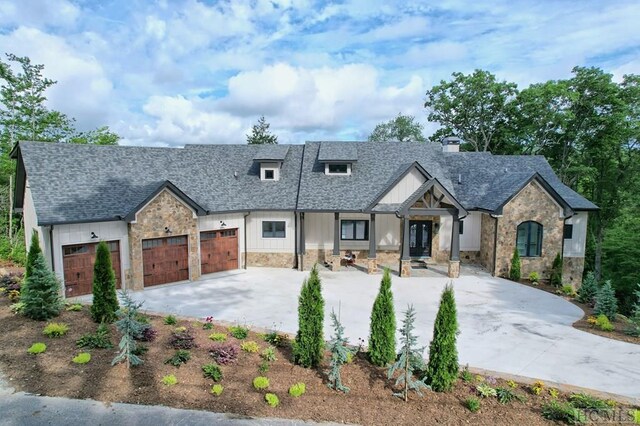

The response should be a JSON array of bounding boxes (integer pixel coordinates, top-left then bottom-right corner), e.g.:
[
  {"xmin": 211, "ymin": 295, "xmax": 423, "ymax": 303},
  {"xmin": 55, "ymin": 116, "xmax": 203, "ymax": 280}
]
[
  {"xmin": 132, "ymin": 188, "xmax": 199, "ymax": 223},
  {"xmin": 378, "ymin": 167, "xmax": 427, "ymax": 204},
  {"xmin": 502, "ymin": 180, "xmax": 565, "ymax": 218}
]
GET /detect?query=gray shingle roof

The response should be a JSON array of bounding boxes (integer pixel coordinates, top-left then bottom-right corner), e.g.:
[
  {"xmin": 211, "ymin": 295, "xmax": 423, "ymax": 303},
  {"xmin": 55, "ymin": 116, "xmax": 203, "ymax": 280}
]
[
  {"xmin": 251, "ymin": 145, "xmax": 290, "ymax": 161},
  {"xmin": 317, "ymin": 142, "xmax": 358, "ymax": 162}
]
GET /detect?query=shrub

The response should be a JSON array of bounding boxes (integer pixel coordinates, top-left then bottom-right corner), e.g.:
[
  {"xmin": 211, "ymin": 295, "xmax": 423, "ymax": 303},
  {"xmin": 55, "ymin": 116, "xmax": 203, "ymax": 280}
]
[
  {"xmin": 164, "ymin": 315, "xmax": 178, "ymax": 325},
  {"xmin": 293, "ymin": 265, "xmax": 325, "ymax": 368},
  {"xmin": 577, "ymin": 272, "xmax": 598, "ymax": 306},
  {"xmin": 368, "ymin": 268, "xmax": 396, "ymax": 367},
  {"xmin": 162, "ymin": 374, "xmax": 178, "ymax": 386},
  {"xmin": 202, "ymin": 363, "xmax": 223, "ymax": 382},
  {"xmin": 253, "ymin": 376, "xmax": 270, "ymax": 390},
  {"xmin": 465, "ymin": 397, "xmax": 480, "ymax": 412},
  {"xmin": 569, "ymin": 393, "xmax": 612, "ymax": 412},
  {"xmin": 228, "ymin": 325, "xmax": 249, "ymax": 340},
  {"xmin": 595, "ymin": 314, "xmax": 614, "ymax": 332},
  {"xmin": 496, "ymin": 387, "xmax": 525, "ymax": 404},
  {"xmin": 241, "ymin": 341, "xmax": 260, "ymax": 353},
  {"xmin": 90, "ymin": 241, "xmax": 119, "ymax": 323},
  {"xmin": 265, "ymin": 393, "xmax": 279, "ymax": 408},
  {"xmin": 625, "ymin": 284, "xmax": 640, "ymax": 337},
  {"xmin": 209, "ymin": 333, "xmax": 227, "ymax": 342},
  {"xmin": 509, "ymin": 248, "xmax": 521, "ymax": 281},
  {"xmin": 460, "ymin": 365, "xmax": 473, "ymax": 382},
  {"xmin": 137, "ymin": 325, "xmax": 158, "ymax": 342},
  {"xmin": 594, "ymin": 280, "xmax": 618, "ymax": 320},
  {"xmin": 165, "ymin": 350, "xmax": 191, "ymax": 367},
  {"xmin": 289, "ymin": 382, "xmax": 306, "ymax": 397},
  {"xmin": 21, "ymin": 253, "xmax": 62, "ymax": 321},
  {"xmin": 72, "ymin": 352, "xmax": 91, "ymax": 364},
  {"xmin": 112, "ymin": 291, "xmax": 146, "ymax": 367},
  {"xmin": 261, "ymin": 346, "xmax": 277, "ymax": 362},
  {"xmin": 560, "ymin": 285, "xmax": 576, "ymax": 297},
  {"xmin": 530, "ymin": 380, "xmax": 545, "ymax": 395},
  {"xmin": 209, "ymin": 342, "xmax": 240, "ymax": 365},
  {"xmin": 326, "ymin": 310, "xmax": 355, "ymax": 394},
  {"xmin": 426, "ymin": 283, "xmax": 459, "ymax": 392},
  {"xmin": 263, "ymin": 330, "xmax": 287, "ymax": 347},
  {"xmin": 25, "ymin": 230, "xmax": 42, "ymax": 279},
  {"xmin": 65, "ymin": 303, "xmax": 83, "ymax": 312},
  {"xmin": 550, "ymin": 253, "xmax": 563, "ymax": 287},
  {"xmin": 541, "ymin": 400, "xmax": 586, "ymax": 424},
  {"xmin": 528, "ymin": 271, "xmax": 540, "ymax": 283},
  {"xmin": 27, "ymin": 343, "xmax": 46, "ymax": 354},
  {"xmin": 43, "ymin": 322, "xmax": 69, "ymax": 338},
  {"xmin": 476, "ymin": 383, "xmax": 497, "ymax": 398},
  {"xmin": 258, "ymin": 360, "xmax": 270, "ymax": 374},
  {"xmin": 76, "ymin": 323, "xmax": 113, "ymax": 349},
  {"xmin": 210, "ymin": 384, "xmax": 223, "ymax": 396},
  {"xmin": 169, "ymin": 329, "xmax": 198, "ymax": 349},
  {"xmin": 10, "ymin": 302, "xmax": 25, "ymax": 314}
]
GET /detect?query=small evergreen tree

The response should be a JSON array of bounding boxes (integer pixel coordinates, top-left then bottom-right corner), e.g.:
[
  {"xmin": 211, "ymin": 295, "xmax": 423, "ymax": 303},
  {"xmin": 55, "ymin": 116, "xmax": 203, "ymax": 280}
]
[
  {"xmin": 550, "ymin": 253, "xmax": 563, "ymax": 287},
  {"xmin": 577, "ymin": 271, "xmax": 598, "ymax": 306},
  {"xmin": 509, "ymin": 248, "xmax": 521, "ymax": 281},
  {"xmin": 326, "ymin": 310, "xmax": 354, "ymax": 393},
  {"xmin": 368, "ymin": 268, "xmax": 396, "ymax": 366},
  {"xmin": 387, "ymin": 305, "xmax": 430, "ymax": 401},
  {"xmin": 21, "ymin": 252, "xmax": 62, "ymax": 320},
  {"xmin": 112, "ymin": 291, "xmax": 145, "ymax": 368},
  {"xmin": 90, "ymin": 241, "xmax": 119, "ymax": 323},
  {"xmin": 426, "ymin": 283, "xmax": 459, "ymax": 392},
  {"xmin": 25, "ymin": 230, "xmax": 42, "ymax": 279},
  {"xmin": 594, "ymin": 280, "xmax": 618, "ymax": 320},
  {"xmin": 246, "ymin": 116, "xmax": 278, "ymax": 144},
  {"xmin": 293, "ymin": 265, "xmax": 325, "ymax": 368},
  {"xmin": 625, "ymin": 284, "xmax": 640, "ymax": 337}
]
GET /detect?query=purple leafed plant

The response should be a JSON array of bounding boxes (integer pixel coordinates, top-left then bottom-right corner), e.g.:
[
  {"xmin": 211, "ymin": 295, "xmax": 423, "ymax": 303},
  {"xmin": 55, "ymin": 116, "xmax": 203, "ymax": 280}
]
[
  {"xmin": 137, "ymin": 325, "xmax": 158, "ymax": 342},
  {"xmin": 209, "ymin": 342, "xmax": 240, "ymax": 365},
  {"xmin": 170, "ymin": 329, "xmax": 198, "ymax": 349}
]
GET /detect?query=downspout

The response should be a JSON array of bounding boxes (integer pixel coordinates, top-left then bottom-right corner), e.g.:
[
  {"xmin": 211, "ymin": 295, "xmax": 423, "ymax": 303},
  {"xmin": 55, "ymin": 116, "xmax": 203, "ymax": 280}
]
[
  {"xmin": 294, "ymin": 212, "xmax": 298, "ymax": 270},
  {"xmin": 243, "ymin": 212, "xmax": 250, "ymax": 270},
  {"xmin": 49, "ymin": 225, "xmax": 55, "ymax": 271},
  {"xmin": 492, "ymin": 216, "xmax": 498, "ymax": 277},
  {"xmin": 293, "ymin": 144, "xmax": 306, "ymax": 271}
]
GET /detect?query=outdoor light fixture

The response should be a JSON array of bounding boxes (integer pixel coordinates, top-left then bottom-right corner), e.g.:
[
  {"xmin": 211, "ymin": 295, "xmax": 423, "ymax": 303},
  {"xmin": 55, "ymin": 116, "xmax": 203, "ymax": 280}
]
[
  {"xmin": 90, "ymin": 232, "xmax": 98, "ymax": 239},
  {"xmin": 220, "ymin": 221, "xmax": 227, "ymax": 228},
  {"xmin": 165, "ymin": 227, "xmax": 172, "ymax": 234}
]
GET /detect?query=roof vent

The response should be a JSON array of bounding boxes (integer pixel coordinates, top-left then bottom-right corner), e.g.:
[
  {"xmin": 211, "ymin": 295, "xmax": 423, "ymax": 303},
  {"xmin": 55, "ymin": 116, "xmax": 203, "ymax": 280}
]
[
  {"xmin": 233, "ymin": 171, "xmax": 238, "ymax": 178},
  {"xmin": 457, "ymin": 174, "xmax": 462, "ymax": 184},
  {"xmin": 442, "ymin": 136, "xmax": 461, "ymax": 153}
]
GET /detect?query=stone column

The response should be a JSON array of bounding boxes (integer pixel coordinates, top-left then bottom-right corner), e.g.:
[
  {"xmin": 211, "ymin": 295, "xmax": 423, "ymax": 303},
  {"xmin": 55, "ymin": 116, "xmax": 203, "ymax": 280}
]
[
  {"xmin": 448, "ymin": 212, "xmax": 460, "ymax": 278},
  {"xmin": 367, "ymin": 213, "xmax": 377, "ymax": 274},
  {"xmin": 399, "ymin": 216, "xmax": 411, "ymax": 277},
  {"xmin": 331, "ymin": 212, "xmax": 341, "ymax": 271}
]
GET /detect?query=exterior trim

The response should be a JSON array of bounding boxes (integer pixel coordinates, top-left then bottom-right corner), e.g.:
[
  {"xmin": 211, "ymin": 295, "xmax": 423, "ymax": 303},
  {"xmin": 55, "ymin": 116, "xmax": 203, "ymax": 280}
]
[
  {"xmin": 124, "ymin": 180, "xmax": 206, "ymax": 222},
  {"xmin": 493, "ymin": 173, "xmax": 573, "ymax": 217},
  {"xmin": 398, "ymin": 177, "xmax": 468, "ymax": 217},
  {"xmin": 366, "ymin": 162, "xmax": 431, "ymax": 211}
]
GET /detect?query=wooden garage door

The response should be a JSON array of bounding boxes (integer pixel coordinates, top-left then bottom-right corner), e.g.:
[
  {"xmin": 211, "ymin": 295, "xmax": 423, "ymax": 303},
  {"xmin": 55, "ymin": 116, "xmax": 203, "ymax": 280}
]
[
  {"xmin": 142, "ymin": 236, "xmax": 189, "ymax": 287},
  {"xmin": 200, "ymin": 229, "xmax": 238, "ymax": 274},
  {"xmin": 63, "ymin": 241, "xmax": 122, "ymax": 297}
]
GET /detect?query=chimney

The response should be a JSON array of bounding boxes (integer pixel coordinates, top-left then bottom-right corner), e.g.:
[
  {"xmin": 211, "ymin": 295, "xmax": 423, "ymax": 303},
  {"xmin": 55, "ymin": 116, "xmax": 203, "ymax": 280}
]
[{"xmin": 441, "ymin": 136, "xmax": 461, "ymax": 153}]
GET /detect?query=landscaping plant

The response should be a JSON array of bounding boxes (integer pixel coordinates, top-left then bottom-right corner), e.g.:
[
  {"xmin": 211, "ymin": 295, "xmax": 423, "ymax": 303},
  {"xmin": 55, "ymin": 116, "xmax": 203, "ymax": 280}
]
[
  {"xmin": 90, "ymin": 241, "xmax": 119, "ymax": 323},
  {"xmin": 228, "ymin": 325, "xmax": 249, "ymax": 339},
  {"xmin": 594, "ymin": 280, "xmax": 618, "ymax": 320},
  {"xmin": 202, "ymin": 363, "xmax": 223, "ymax": 381},
  {"xmin": 541, "ymin": 400, "xmax": 585, "ymax": 424},
  {"xmin": 165, "ymin": 349, "xmax": 191, "ymax": 367},
  {"xmin": 21, "ymin": 253, "xmax": 62, "ymax": 321},
  {"xmin": 530, "ymin": 380, "xmax": 545, "ymax": 395},
  {"xmin": 210, "ymin": 384, "xmax": 223, "ymax": 396},
  {"xmin": 43, "ymin": 322, "xmax": 69, "ymax": 337},
  {"xmin": 258, "ymin": 360, "xmax": 270, "ymax": 374},
  {"xmin": 326, "ymin": 310, "xmax": 354, "ymax": 393},
  {"xmin": 162, "ymin": 374, "xmax": 177, "ymax": 386},
  {"xmin": 289, "ymin": 382, "xmax": 306, "ymax": 397},
  {"xmin": 261, "ymin": 346, "xmax": 277, "ymax": 362},
  {"xmin": 387, "ymin": 305, "xmax": 430, "ymax": 401},
  {"xmin": 509, "ymin": 248, "xmax": 521, "ymax": 281},
  {"xmin": 569, "ymin": 393, "xmax": 613, "ymax": 413},
  {"xmin": 264, "ymin": 393, "xmax": 279, "ymax": 408},
  {"xmin": 25, "ymin": 230, "xmax": 42, "ymax": 279},
  {"xmin": 208, "ymin": 342, "xmax": 240, "ymax": 365},
  {"xmin": 560, "ymin": 285, "xmax": 576, "ymax": 297},
  {"xmin": 76, "ymin": 323, "xmax": 113, "ymax": 349},
  {"xmin": 241, "ymin": 341, "xmax": 259, "ymax": 353},
  {"xmin": 253, "ymin": 376, "xmax": 270, "ymax": 390},
  {"xmin": 209, "ymin": 333, "xmax": 227, "ymax": 342},
  {"xmin": 460, "ymin": 365, "xmax": 473, "ymax": 383},
  {"xmin": 625, "ymin": 283, "xmax": 640, "ymax": 337},
  {"xmin": 72, "ymin": 352, "xmax": 91, "ymax": 364},
  {"xmin": 368, "ymin": 268, "xmax": 396, "ymax": 366},
  {"xmin": 528, "ymin": 271, "xmax": 540, "ymax": 284},
  {"xmin": 595, "ymin": 314, "xmax": 614, "ymax": 331},
  {"xmin": 27, "ymin": 343, "xmax": 46, "ymax": 354},
  {"xmin": 112, "ymin": 291, "xmax": 145, "ymax": 368},
  {"xmin": 293, "ymin": 265, "xmax": 325, "ymax": 368},
  {"xmin": 476, "ymin": 383, "xmax": 497, "ymax": 398},
  {"xmin": 137, "ymin": 325, "xmax": 158, "ymax": 342},
  {"xmin": 169, "ymin": 328, "xmax": 198, "ymax": 349},
  {"xmin": 426, "ymin": 283, "xmax": 459, "ymax": 392},
  {"xmin": 465, "ymin": 397, "xmax": 480, "ymax": 412},
  {"xmin": 164, "ymin": 315, "xmax": 177, "ymax": 325},
  {"xmin": 550, "ymin": 253, "xmax": 563, "ymax": 287},
  {"xmin": 65, "ymin": 303, "xmax": 83, "ymax": 312},
  {"xmin": 577, "ymin": 272, "xmax": 598, "ymax": 306}
]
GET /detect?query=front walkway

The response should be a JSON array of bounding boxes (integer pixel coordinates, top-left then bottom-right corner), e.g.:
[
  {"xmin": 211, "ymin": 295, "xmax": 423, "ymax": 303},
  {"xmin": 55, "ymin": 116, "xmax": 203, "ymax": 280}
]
[{"xmin": 120, "ymin": 267, "xmax": 640, "ymax": 401}]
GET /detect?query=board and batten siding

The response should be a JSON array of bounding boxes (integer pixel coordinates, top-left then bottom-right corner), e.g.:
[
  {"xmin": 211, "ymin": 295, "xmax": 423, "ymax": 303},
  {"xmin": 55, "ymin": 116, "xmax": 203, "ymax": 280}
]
[
  {"xmin": 198, "ymin": 213, "xmax": 246, "ymax": 265},
  {"xmin": 22, "ymin": 179, "xmax": 47, "ymax": 261},
  {"xmin": 304, "ymin": 212, "xmax": 400, "ymax": 250},
  {"xmin": 378, "ymin": 168, "xmax": 426, "ymax": 204},
  {"xmin": 563, "ymin": 211, "xmax": 588, "ymax": 257},
  {"xmin": 439, "ymin": 211, "xmax": 482, "ymax": 251},
  {"xmin": 246, "ymin": 211, "xmax": 296, "ymax": 253}
]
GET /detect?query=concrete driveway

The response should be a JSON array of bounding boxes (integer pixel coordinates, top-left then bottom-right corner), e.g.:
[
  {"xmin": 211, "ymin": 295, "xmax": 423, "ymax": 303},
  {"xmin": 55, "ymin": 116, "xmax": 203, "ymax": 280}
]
[{"xmin": 122, "ymin": 267, "xmax": 640, "ymax": 401}]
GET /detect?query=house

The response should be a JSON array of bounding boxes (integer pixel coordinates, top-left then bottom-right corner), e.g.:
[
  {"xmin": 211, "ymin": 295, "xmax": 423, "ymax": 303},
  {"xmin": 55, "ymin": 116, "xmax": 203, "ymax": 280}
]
[{"xmin": 11, "ymin": 138, "xmax": 597, "ymax": 297}]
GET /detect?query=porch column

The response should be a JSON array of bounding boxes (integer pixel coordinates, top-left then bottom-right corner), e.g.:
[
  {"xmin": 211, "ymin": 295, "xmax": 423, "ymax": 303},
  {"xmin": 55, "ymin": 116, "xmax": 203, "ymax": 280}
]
[
  {"xmin": 367, "ymin": 213, "xmax": 377, "ymax": 274},
  {"xmin": 448, "ymin": 212, "xmax": 461, "ymax": 278},
  {"xmin": 298, "ymin": 212, "xmax": 305, "ymax": 271},
  {"xmin": 331, "ymin": 212, "xmax": 340, "ymax": 271},
  {"xmin": 399, "ymin": 216, "xmax": 411, "ymax": 277}
]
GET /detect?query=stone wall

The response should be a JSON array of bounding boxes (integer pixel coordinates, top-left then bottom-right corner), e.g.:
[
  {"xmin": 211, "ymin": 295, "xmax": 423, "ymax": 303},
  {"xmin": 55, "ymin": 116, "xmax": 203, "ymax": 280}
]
[
  {"xmin": 246, "ymin": 252, "xmax": 296, "ymax": 268},
  {"xmin": 128, "ymin": 190, "xmax": 200, "ymax": 290},
  {"xmin": 563, "ymin": 257, "xmax": 585, "ymax": 288},
  {"xmin": 479, "ymin": 213, "xmax": 496, "ymax": 274},
  {"xmin": 495, "ymin": 182, "xmax": 564, "ymax": 279},
  {"xmin": 460, "ymin": 250, "xmax": 481, "ymax": 264}
]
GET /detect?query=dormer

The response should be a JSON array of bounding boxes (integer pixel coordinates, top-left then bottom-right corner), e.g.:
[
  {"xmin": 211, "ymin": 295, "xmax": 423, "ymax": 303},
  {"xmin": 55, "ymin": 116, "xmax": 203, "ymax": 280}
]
[
  {"xmin": 318, "ymin": 142, "xmax": 357, "ymax": 176},
  {"xmin": 253, "ymin": 146, "xmax": 289, "ymax": 181}
]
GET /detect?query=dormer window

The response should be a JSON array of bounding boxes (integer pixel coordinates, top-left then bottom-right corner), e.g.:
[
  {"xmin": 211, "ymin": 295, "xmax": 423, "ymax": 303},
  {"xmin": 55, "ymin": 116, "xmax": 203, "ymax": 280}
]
[
  {"xmin": 264, "ymin": 169, "xmax": 275, "ymax": 180},
  {"xmin": 318, "ymin": 142, "xmax": 357, "ymax": 176},
  {"xmin": 260, "ymin": 164, "xmax": 279, "ymax": 181},
  {"xmin": 325, "ymin": 163, "xmax": 351, "ymax": 175},
  {"xmin": 253, "ymin": 146, "xmax": 289, "ymax": 182}
]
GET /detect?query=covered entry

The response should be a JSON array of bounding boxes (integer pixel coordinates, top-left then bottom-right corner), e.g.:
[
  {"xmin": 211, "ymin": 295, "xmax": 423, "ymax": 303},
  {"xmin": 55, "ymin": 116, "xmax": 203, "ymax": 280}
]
[
  {"xmin": 62, "ymin": 241, "xmax": 122, "ymax": 297},
  {"xmin": 409, "ymin": 220, "xmax": 432, "ymax": 258},
  {"xmin": 200, "ymin": 229, "xmax": 239, "ymax": 274},
  {"xmin": 142, "ymin": 236, "xmax": 189, "ymax": 287}
]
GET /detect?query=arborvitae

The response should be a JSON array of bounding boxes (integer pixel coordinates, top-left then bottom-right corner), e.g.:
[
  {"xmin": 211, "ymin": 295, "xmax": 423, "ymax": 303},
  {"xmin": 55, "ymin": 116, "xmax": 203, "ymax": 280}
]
[
  {"xmin": 25, "ymin": 230, "xmax": 42, "ymax": 279},
  {"xmin": 594, "ymin": 280, "xmax": 618, "ymax": 320},
  {"xmin": 90, "ymin": 241, "xmax": 119, "ymax": 323},
  {"xmin": 326, "ymin": 310, "xmax": 354, "ymax": 393},
  {"xmin": 426, "ymin": 283, "xmax": 459, "ymax": 392},
  {"xmin": 509, "ymin": 248, "xmax": 521, "ymax": 281},
  {"xmin": 112, "ymin": 291, "xmax": 145, "ymax": 368},
  {"xmin": 577, "ymin": 271, "xmax": 598, "ymax": 306},
  {"xmin": 293, "ymin": 265, "xmax": 325, "ymax": 368},
  {"xmin": 368, "ymin": 268, "xmax": 396, "ymax": 366},
  {"xmin": 550, "ymin": 253, "xmax": 563, "ymax": 287},
  {"xmin": 21, "ymin": 252, "xmax": 62, "ymax": 320}
]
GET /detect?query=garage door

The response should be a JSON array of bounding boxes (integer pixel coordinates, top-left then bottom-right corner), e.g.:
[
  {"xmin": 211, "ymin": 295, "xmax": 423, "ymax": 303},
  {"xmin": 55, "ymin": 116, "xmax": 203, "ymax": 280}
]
[
  {"xmin": 142, "ymin": 236, "xmax": 189, "ymax": 287},
  {"xmin": 62, "ymin": 241, "xmax": 122, "ymax": 297},
  {"xmin": 200, "ymin": 229, "xmax": 238, "ymax": 274}
]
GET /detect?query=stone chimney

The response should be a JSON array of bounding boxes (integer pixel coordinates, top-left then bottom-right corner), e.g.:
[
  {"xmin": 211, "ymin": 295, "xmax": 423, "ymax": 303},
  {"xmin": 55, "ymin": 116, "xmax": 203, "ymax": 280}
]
[{"xmin": 441, "ymin": 136, "xmax": 461, "ymax": 153}]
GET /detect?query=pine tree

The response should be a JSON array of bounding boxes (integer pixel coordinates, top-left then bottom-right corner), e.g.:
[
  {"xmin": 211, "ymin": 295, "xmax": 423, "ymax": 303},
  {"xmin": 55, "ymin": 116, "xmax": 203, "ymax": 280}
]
[
  {"xmin": 112, "ymin": 291, "xmax": 145, "ymax": 368},
  {"xmin": 387, "ymin": 305, "xmax": 430, "ymax": 401},
  {"xmin": 293, "ymin": 265, "xmax": 325, "ymax": 368},
  {"xmin": 20, "ymin": 252, "xmax": 62, "ymax": 320},
  {"xmin": 577, "ymin": 271, "xmax": 598, "ymax": 306},
  {"xmin": 426, "ymin": 283, "xmax": 459, "ymax": 392},
  {"xmin": 90, "ymin": 241, "xmax": 119, "ymax": 323},
  {"xmin": 25, "ymin": 230, "xmax": 42, "ymax": 279},
  {"xmin": 326, "ymin": 310, "xmax": 354, "ymax": 393},
  {"xmin": 368, "ymin": 268, "xmax": 396, "ymax": 366},
  {"xmin": 246, "ymin": 116, "xmax": 278, "ymax": 144},
  {"xmin": 550, "ymin": 253, "xmax": 563, "ymax": 287},
  {"xmin": 509, "ymin": 248, "xmax": 521, "ymax": 281},
  {"xmin": 594, "ymin": 280, "xmax": 618, "ymax": 320}
]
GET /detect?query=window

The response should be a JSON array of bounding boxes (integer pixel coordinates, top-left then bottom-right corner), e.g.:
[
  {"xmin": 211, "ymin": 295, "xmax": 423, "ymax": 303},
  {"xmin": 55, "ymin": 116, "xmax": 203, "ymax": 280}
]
[
  {"xmin": 262, "ymin": 221, "xmax": 286, "ymax": 238},
  {"xmin": 142, "ymin": 238, "xmax": 163, "ymax": 249},
  {"xmin": 264, "ymin": 169, "xmax": 275, "ymax": 180},
  {"xmin": 341, "ymin": 220, "xmax": 369, "ymax": 241},
  {"xmin": 325, "ymin": 163, "xmax": 351, "ymax": 175},
  {"xmin": 563, "ymin": 224, "xmax": 573, "ymax": 239},
  {"xmin": 201, "ymin": 231, "xmax": 217, "ymax": 240},
  {"xmin": 516, "ymin": 221, "xmax": 543, "ymax": 257},
  {"xmin": 459, "ymin": 220, "xmax": 464, "ymax": 235},
  {"xmin": 168, "ymin": 236, "xmax": 187, "ymax": 245},
  {"xmin": 64, "ymin": 245, "xmax": 88, "ymax": 256},
  {"xmin": 221, "ymin": 229, "xmax": 236, "ymax": 237}
]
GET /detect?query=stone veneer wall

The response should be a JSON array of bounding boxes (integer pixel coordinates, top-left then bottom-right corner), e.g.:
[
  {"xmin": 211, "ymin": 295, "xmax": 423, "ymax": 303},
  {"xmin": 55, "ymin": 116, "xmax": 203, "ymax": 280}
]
[
  {"xmin": 563, "ymin": 257, "xmax": 585, "ymax": 288},
  {"xmin": 479, "ymin": 213, "xmax": 496, "ymax": 274},
  {"xmin": 246, "ymin": 252, "xmax": 296, "ymax": 268},
  {"xmin": 495, "ymin": 182, "xmax": 564, "ymax": 279},
  {"xmin": 128, "ymin": 190, "xmax": 200, "ymax": 290},
  {"xmin": 460, "ymin": 251, "xmax": 481, "ymax": 264}
]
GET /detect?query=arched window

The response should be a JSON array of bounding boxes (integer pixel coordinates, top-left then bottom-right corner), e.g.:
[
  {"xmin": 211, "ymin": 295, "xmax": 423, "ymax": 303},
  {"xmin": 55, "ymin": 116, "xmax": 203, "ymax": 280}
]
[{"xmin": 516, "ymin": 221, "xmax": 543, "ymax": 257}]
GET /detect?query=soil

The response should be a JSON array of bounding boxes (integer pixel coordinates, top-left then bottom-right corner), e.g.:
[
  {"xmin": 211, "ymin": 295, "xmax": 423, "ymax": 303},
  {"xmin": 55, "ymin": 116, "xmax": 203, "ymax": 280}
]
[{"xmin": 0, "ymin": 298, "xmax": 636, "ymax": 426}]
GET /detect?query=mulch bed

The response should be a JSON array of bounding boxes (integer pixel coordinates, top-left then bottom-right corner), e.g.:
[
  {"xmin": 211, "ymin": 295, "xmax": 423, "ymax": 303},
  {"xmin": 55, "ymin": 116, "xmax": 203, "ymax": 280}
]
[{"xmin": 0, "ymin": 298, "xmax": 636, "ymax": 425}]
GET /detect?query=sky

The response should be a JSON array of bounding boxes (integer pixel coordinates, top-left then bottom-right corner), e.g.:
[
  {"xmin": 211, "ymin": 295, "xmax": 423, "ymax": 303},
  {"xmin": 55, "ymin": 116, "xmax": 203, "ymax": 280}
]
[{"xmin": 0, "ymin": 0, "xmax": 638, "ymax": 147}]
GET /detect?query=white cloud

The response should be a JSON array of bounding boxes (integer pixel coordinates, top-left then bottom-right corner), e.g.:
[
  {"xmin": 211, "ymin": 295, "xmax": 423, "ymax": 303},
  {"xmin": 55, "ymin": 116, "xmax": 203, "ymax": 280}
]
[{"xmin": 0, "ymin": 0, "xmax": 80, "ymax": 28}]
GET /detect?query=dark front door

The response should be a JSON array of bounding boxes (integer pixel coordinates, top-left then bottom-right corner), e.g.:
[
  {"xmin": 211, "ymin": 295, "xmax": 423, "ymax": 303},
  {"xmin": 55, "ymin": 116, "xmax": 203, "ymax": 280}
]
[{"xmin": 409, "ymin": 220, "xmax": 432, "ymax": 258}]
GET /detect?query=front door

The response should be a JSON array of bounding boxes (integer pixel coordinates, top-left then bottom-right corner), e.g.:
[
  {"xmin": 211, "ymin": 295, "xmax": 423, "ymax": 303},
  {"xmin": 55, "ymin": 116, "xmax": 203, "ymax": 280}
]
[{"xmin": 409, "ymin": 220, "xmax": 432, "ymax": 258}]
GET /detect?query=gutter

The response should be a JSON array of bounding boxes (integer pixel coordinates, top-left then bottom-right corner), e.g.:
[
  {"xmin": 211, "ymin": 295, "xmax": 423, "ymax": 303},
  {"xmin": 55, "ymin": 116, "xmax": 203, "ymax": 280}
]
[
  {"xmin": 49, "ymin": 225, "xmax": 55, "ymax": 272},
  {"xmin": 243, "ymin": 212, "xmax": 250, "ymax": 270}
]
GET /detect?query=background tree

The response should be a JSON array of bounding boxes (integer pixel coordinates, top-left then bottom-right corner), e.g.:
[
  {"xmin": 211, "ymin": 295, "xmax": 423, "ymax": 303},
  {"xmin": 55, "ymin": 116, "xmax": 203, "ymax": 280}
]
[
  {"xmin": 25, "ymin": 230, "xmax": 41, "ymax": 279},
  {"xmin": 368, "ymin": 113, "xmax": 426, "ymax": 142},
  {"xmin": 594, "ymin": 280, "xmax": 618, "ymax": 320},
  {"xmin": 90, "ymin": 241, "xmax": 119, "ymax": 323},
  {"xmin": 426, "ymin": 284, "xmax": 459, "ymax": 392},
  {"xmin": 69, "ymin": 126, "xmax": 120, "ymax": 145},
  {"xmin": 576, "ymin": 272, "xmax": 598, "ymax": 306},
  {"xmin": 20, "ymin": 252, "xmax": 62, "ymax": 320},
  {"xmin": 293, "ymin": 265, "xmax": 324, "ymax": 368},
  {"xmin": 368, "ymin": 268, "xmax": 396, "ymax": 366},
  {"xmin": 247, "ymin": 116, "xmax": 278, "ymax": 145}
]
